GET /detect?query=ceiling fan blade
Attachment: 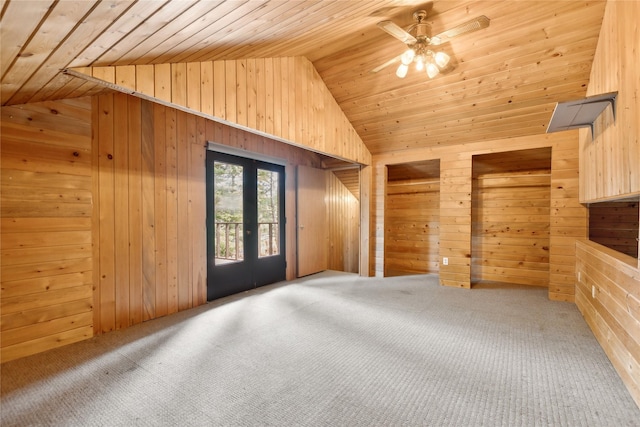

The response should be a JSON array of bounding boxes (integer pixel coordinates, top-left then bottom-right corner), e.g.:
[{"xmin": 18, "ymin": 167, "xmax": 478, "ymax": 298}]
[
  {"xmin": 371, "ymin": 54, "xmax": 402, "ymax": 73},
  {"xmin": 377, "ymin": 20, "xmax": 417, "ymax": 44},
  {"xmin": 430, "ymin": 15, "xmax": 490, "ymax": 45}
]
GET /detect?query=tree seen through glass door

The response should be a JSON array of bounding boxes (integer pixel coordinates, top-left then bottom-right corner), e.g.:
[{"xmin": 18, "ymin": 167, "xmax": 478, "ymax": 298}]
[
  {"xmin": 257, "ymin": 169, "xmax": 280, "ymax": 258},
  {"xmin": 213, "ymin": 163, "xmax": 280, "ymax": 264},
  {"xmin": 213, "ymin": 161, "xmax": 243, "ymax": 264}
]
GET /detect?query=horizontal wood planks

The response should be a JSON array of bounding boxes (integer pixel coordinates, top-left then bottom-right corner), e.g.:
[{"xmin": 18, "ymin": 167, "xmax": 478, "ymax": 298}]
[
  {"xmin": 589, "ymin": 202, "xmax": 639, "ymax": 258},
  {"xmin": 575, "ymin": 240, "xmax": 640, "ymax": 408},
  {"xmin": 549, "ymin": 137, "xmax": 587, "ymax": 301},
  {"xmin": 581, "ymin": 0, "xmax": 640, "ymax": 202},
  {"xmin": 472, "ymin": 150, "xmax": 551, "ymax": 287},
  {"xmin": 438, "ymin": 156, "xmax": 473, "ymax": 288},
  {"xmin": 385, "ymin": 178, "xmax": 440, "ymax": 276},
  {"xmin": 1, "ymin": 98, "xmax": 93, "ymax": 363},
  {"xmin": 68, "ymin": 57, "xmax": 371, "ymax": 165},
  {"xmin": 372, "ymin": 132, "xmax": 586, "ymax": 298}
]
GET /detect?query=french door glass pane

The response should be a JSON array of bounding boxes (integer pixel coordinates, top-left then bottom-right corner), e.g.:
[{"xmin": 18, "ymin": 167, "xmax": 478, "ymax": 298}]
[
  {"xmin": 214, "ymin": 161, "xmax": 243, "ymax": 265},
  {"xmin": 257, "ymin": 168, "xmax": 280, "ymax": 258}
]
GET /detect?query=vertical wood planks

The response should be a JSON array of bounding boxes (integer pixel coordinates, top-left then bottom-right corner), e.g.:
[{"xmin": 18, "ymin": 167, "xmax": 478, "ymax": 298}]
[
  {"xmin": 176, "ymin": 110, "xmax": 191, "ymax": 310},
  {"xmin": 186, "ymin": 62, "xmax": 201, "ymax": 113},
  {"xmin": 370, "ymin": 162, "xmax": 387, "ymax": 276},
  {"xmin": 213, "ymin": 61, "xmax": 226, "ymax": 120},
  {"xmin": 265, "ymin": 58, "xmax": 274, "ymax": 136},
  {"xmin": 236, "ymin": 60, "xmax": 247, "ymax": 128},
  {"xmin": 273, "ymin": 58, "xmax": 282, "ymax": 138},
  {"xmin": 113, "ymin": 93, "xmax": 130, "ymax": 330},
  {"xmin": 166, "ymin": 108, "xmax": 179, "ymax": 315},
  {"xmin": 91, "ymin": 97, "xmax": 101, "ymax": 335},
  {"xmin": 581, "ymin": 1, "xmax": 640, "ymax": 201},
  {"xmin": 360, "ymin": 165, "xmax": 372, "ymax": 277},
  {"xmin": 191, "ymin": 117, "xmax": 207, "ymax": 306},
  {"xmin": 200, "ymin": 61, "xmax": 214, "ymax": 117},
  {"xmin": 224, "ymin": 61, "xmax": 237, "ymax": 124},
  {"xmin": 256, "ymin": 58, "xmax": 266, "ymax": 133},
  {"xmin": 171, "ymin": 63, "xmax": 187, "ymax": 108},
  {"xmin": 327, "ymin": 172, "xmax": 360, "ymax": 273},
  {"xmin": 98, "ymin": 94, "xmax": 116, "ymax": 332},
  {"xmin": 92, "ymin": 94, "xmax": 219, "ymax": 331},
  {"xmin": 154, "ymin": 64, "xmax": 171, "ymax": 104},
  {"xmin": 136, "ymin": 65, "xmax": 154, "ymax": 97},
  {"xmin": 141, "ymin": 99, "xmax": 156, "ymax": 320},
  {"xmin": 154, "ymin": 104, "xmax": 168, "ymax": 318},
  {"xmin": 127, "ymin": 96, "xmax": 143, "ymax": 326},
  {"xmin": 68, "ymin": 57, "xmax": 371, "ymax": 166},
  {"xmin": 246, "ymin": 59, "xmax": 257, "ymax": 131}
]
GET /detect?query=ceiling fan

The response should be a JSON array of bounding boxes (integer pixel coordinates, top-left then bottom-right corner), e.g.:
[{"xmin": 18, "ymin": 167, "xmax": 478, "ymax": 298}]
[{"xmin": 373, "ymin": 9, "xmax": 490, "ymax": 79}]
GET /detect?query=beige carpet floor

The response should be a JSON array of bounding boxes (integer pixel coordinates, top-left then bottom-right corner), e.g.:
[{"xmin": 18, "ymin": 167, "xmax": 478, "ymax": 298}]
[{"xmin": 2, "ymin": 271, "xmax": 639, "ymax": 426}]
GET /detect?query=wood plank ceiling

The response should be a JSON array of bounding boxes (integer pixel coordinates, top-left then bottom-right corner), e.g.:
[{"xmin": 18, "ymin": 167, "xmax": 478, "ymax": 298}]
[{"xmin": 1, "ymin": 0, "xmax": 606, "ymax": 156}]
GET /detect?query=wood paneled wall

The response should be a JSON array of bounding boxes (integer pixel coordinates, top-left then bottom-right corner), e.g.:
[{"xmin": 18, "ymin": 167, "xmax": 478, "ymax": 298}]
[
  {"xmin": 1, "ymin": 98, "xmax": 93, "ymax": 363},
  {"xmin": 575, "ymin": 1, "xmax": 640, "ymax": 408},
  {"xmin": 472, "ymin": 164, "xmax": 551, "ymax": 287},
  {"xmin": 589, "ymin": 202, "xmax": 639, "ymax": 259},
  {"xmin": 576, "ymin": 240, "xmax": 640, "ymax": 407},
  {"xmin": 385, "ymin": 178, "xmax": 440, "ymax": 276},
  {"xmin": 67, "ymin": 57, "xmax": 371, "ymax": 166},
  {"xmin": 92, "ymin": 92, "xmax": 324, "ymax": 335},
  {"xmin": 1, "ymin": 91, "xmax": 330, "ymax": 362},
  {"xmin": 372, "ymin": 132, "xmax": 586, "ymax": 300},
  {"xmin": 327, "ymin": 172, "xmax": 360, "ymax": 274},
  {"xmin": 438, "ymin": 156, "xmax": 473, "ymax": 288},
  {"xmin": 92, "ymin": 93, "xmax": 207, "ymax": 333},
  {"xmin": 580, "ymin": 1, "xmax": 640, "ymax": 202}
]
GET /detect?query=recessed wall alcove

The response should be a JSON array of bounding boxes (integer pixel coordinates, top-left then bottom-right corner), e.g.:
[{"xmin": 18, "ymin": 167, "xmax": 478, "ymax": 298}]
[
  {"xmin": 588, "ymin": 199, "xmax": 639, "ymax": 259},
  {"xmin": 384, "ymin": 160, "xmax": 441, "ymax": 277},
  {"xmin": 471, "ymin": 148, "xmax": 553, "ymax": 287}
]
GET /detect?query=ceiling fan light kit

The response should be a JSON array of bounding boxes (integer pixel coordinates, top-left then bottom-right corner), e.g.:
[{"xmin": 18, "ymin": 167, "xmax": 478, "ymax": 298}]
[
  {"xmin": 399, "ymin": 49, "xmax": 450, "ymax": 79},
  {"xmin": 375, "ymin": 9, "xmax": 490, "ymax": 79}
]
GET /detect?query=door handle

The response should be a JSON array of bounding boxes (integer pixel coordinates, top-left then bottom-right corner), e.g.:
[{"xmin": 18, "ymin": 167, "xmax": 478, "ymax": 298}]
[{"xmin": 246, "ymin": 230, "xmax": 251, "ymax": 235}]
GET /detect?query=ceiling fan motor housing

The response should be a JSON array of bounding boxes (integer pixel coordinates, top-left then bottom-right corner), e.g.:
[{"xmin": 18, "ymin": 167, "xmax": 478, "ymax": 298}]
[{"xmin": 410, "ymin": 10, "xmax": 433, "ymax": 41}]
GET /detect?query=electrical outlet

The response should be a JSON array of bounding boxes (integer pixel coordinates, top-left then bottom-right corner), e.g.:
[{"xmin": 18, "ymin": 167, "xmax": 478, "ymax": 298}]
[
  {"xmin": 442, "ymin": 257, "xmax": 448, "ymax": 266},
  {"xmin": 592, "ymin": 285, "xmax": 596, "ymax": 298}
]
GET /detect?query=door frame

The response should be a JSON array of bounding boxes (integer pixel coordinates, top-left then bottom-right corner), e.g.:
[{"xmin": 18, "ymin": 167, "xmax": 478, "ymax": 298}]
[{"xmin": 205, "ymin": 145, "xmax": 286, "ymax": 300}]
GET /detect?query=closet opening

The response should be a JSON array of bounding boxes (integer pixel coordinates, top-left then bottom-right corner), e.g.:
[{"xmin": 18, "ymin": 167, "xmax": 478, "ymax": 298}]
[
  {"xmin": 471, "ymin": 148, "xmax": 552, "ymax": 288},
  {"xmin": 384, "ymin": 159, "xmax": 441, "ymax": 277}
]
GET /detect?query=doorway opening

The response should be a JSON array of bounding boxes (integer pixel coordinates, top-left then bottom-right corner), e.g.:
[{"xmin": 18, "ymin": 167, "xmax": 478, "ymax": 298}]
[
  {"xmin": 471, "ymin": 147, "xmax": 552, "ymax": 288},
  {"xmin": 384, "ymin": 159, "xmax": 441, "ymax": 277},
  {"xmin": 296, "ymin": 163, "xmax": 361, "ymax": 277}
]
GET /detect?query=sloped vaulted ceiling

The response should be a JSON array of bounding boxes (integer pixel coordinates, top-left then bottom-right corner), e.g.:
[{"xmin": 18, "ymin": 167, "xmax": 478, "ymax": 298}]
[{"xmin": 1, "ymin": 1, "xmax": 606, "ymax": 155}]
